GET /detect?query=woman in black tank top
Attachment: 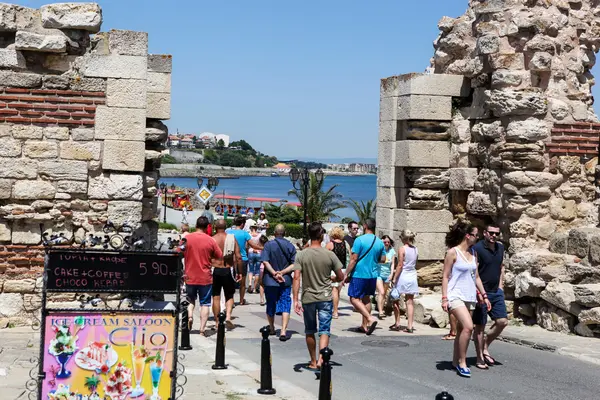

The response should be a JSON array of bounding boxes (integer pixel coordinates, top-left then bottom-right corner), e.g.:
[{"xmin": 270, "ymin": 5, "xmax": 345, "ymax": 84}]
[{"xmin": 326, "ymin": 226, "xmax": 348, "ymax": 319}]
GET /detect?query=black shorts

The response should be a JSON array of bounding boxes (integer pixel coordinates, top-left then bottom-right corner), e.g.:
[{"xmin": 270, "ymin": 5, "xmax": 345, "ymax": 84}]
[{"xmin": 212, "ymin": 267, "xmax": 236, "ymax": 301}]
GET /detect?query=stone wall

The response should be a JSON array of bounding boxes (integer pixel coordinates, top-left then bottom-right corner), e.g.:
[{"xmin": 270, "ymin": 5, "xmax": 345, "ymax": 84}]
[
  {"xmin": 377, "ymin": 0, "xmax": 600, "ymax": 337},
  {"xmin": 0, "ymin": 3, "xmax": 171, "ymax": 326}
]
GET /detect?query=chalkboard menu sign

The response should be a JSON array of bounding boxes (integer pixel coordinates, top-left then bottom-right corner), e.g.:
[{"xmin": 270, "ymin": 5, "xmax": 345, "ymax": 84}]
[{"xmin": 45, "ymin": 250, "xmax": 182, "ymax": 293}]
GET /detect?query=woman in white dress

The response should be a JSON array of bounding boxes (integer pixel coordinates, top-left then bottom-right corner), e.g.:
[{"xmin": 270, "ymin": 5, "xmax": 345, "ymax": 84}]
[
  {"xmin": 390, "ymin": 230, "xmax": 418, "ymax": 333},
  {"xmin": 441, "ymin": 221, "xmax": 491, "ymax": 378}
]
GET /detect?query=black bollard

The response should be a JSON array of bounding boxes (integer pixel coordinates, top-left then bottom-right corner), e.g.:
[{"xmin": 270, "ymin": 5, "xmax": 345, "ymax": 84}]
[
  {"xmin": 435, "ymin": 392, "xmax": 454, "ymax": 400},
  {"xmin": 318, "ymin": 347, "xmax": 334, "ymax": 400},
  {"xmin": 179, "ymin": 300, "xmax": 192, "ymax": 351},
  {"xmin": 257, "ymin": 326, "xmax": 276, "ymax": 395},
  {"xmin": 212, "ymin": 312, "xmax": 228, "ymax": 369}
]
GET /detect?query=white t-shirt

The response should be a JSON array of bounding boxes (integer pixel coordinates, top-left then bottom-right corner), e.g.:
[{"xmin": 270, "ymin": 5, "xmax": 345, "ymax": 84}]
[
  {"xmin": 257, "ymin": 218, "xmax": 269, "ymax": 234},
  {"xmin": 244, "ymin": 219, "xmax": 256, "ymax": 232}
]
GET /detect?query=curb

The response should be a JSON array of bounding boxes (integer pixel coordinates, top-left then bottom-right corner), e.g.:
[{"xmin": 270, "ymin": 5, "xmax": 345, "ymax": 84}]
[{"xmin": 497, "ymin": 335, "xmax": 557, "ymax": 352}]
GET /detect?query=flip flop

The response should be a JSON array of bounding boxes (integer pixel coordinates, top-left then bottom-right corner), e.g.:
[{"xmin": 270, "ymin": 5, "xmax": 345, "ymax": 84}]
[
  {"xmin": 403, "ymin": 328, "xmax": 414, "ymax": 333},
  {"xmin": 269, "ymin": 329, "xmax": 276, "ymax": 336},
  {"xmin": 442, "ymin": 334, "xmax": 456, "ymax": 340},
  {"xmin": 483, "ymin": 354, "xmax": 497, "ymax": 366},
  {"xmin": 389, "ymin": 325, "xmax": 401, "ymax": 331},
  {"xmin": 349, "ymin": 327, "xmax": 367, "ymax": 334},
  {"xmin": 332, "ymin": 314, "xmax": 339, "ymax": 319},
  {"xmin": 476, "ymin": 362, "xmax": 489, "ymax": 370},
  {"xmin": 304, "ymin": 364, "xmax": 319, "ymax": 372},
  {"xmin": 366, "ymin": 321, "xmax": 378, "ymax": 335},
  {"xmin": 279, "ymin": 335, "xmax": 289, "ymax": 342},
  {"xmin": 225, "ymin": 320, "xmax": 235, "ymax": 330},
  {"xmin": 260, "ymin": 301, "xmax": 266, "ymax": 306}
]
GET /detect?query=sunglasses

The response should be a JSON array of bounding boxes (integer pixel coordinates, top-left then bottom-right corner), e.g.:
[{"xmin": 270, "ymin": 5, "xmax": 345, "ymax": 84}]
[{"xmin": 487, "ymin": 231, "xmax": 499, "ymax": 236}]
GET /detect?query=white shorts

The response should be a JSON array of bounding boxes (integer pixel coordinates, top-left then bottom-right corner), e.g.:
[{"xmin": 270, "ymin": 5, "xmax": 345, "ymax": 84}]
[{"xmin": 449, "ymin": 299, "xmax": 476, "ymax": 311}]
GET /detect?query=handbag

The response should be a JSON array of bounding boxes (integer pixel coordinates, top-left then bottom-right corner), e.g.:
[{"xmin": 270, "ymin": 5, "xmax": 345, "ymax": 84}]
[{"xmin": 390, "ymin": 287, "xmax": 401, "ymax": 300}]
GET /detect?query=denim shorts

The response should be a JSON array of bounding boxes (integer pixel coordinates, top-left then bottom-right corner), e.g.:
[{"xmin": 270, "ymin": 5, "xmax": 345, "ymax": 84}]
[
  {"xmin": 248, "ymin": 253, "xmax": 262, "ymax": 275},
  {"xmin": 303, "ymin": 301, "xmax": 333, "ymax": 336},
  {"xmin": 264, "ymin": 285, "xmax": 292, "ymax": 317},
  {"xmin": 186, "ymin": 284, "xmax": 212, "ymax": 306},
  {"xmin": 472, "ymin": 288, "xmax": 508, "ymax": 325}
]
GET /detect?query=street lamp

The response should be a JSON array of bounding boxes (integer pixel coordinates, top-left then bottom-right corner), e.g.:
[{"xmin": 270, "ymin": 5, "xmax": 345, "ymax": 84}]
[
  {"xmin": 159, "ymin": 182, "xmax": 168, "ymax": 223},
  {"xmin": 289, "ymin": 167, "xmax": 324, "ymax": 239},
  {"xmin": 197, "ymin": 176, "xmax": 219, "ymax": 191}
]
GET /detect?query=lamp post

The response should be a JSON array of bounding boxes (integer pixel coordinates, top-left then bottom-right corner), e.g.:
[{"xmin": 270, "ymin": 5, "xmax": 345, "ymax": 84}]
[
  {"xmin": 159, "ymin": 183, "xmax": 175, "ymax": 223},
  {"xmin": 289, "ymin": 168, "xmax": 324, "ymax": 239}
]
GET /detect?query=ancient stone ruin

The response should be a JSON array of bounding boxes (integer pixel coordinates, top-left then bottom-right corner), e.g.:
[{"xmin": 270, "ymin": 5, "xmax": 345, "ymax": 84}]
[
  {"xmin": 0, "ymin": 3, "xmax": 171, "ymax": 325},
  {"xmin": 378, "ymin": 0, "xmax": 600, "ymax": 337}
]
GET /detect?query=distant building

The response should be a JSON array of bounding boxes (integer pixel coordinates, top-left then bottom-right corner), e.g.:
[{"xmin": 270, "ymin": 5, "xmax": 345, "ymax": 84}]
[
  {"xmin": 273, "ymin": 162, "xmax": 292, "ymax": 173},
  {"xmin": 327, "ymin": 163, "xmax": 376, "ymax": 173},
  {"xmin": 180, "ymin": 137, "xmax": 194, "ymax": 149}
]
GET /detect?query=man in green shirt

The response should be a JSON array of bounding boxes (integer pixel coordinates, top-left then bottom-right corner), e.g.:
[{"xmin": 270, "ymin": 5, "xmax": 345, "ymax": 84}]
[{"xmin": 289, "ymin": 222, "xmax": 344, "ymax": 370}]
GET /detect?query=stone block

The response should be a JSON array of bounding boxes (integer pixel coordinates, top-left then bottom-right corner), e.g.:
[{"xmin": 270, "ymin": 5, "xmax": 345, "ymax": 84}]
[
  {"xmin": 394, "ymin": 73, "xmax": 470, "ymax": 97},
  {"xmin": 11, "ymin": 220, "xmax": 41, "ymax": 245},
  {"xmin": 43, "ymin": 75, "xmax": 70, "ymax": 89},
  {"xmin": 109, "ymin": 30, "xmax": 148, "ymax": 56},
  {"xmin": 0, "ymin": 138, "xmax": 22, "ymax": 157},
  {"xmin": 43, "ymin": 54, "xmax": 78, "ymax": 72},
  {"xmin": 466, "ymin": 191, "xmax": 497, "ymax": 215},
  {"xmin": 102, "ymin": 140, "xmax": 145, "ymax": 172},
  {"xmin": 23, "ymin": 140, "xmax": 58, "ymax": 158},
  {"xmin": 379, "ymin": 120, "xmax": 399, "ymax": 142},
  {"xmin": 379, "ymin": 96, "xmax": 398, "ymax": 121},
  {"xmin": 0, "ymin": 221, "xmax": 10, "ymax": 241},
  {"xmin": 107, "ymin": 201, "xmax": 143, "ymax": 228},
  {"xmin": 44, "ymin": 126, "xmax": 69, "ymax": 140},
  {"xmin": 70, "ymin": 77, "xmax": 106, "ymax": 92},
  {"xmin": 377, "ymin": 165, "xmax": 399, "ymax": 187},
  {"xmin": 0, "ymin": 179, "xmax": 11, "ymax": 199},
  {"xmin": 60, "ymin": 141, "xmax": 101, "ymax": 161},
  {"xmin": 71, "ymin": 128, "xmax": 95, "ymax": 141},
  {"xmin": 397, "ymin": 95, "xmax": 452, "ymax": 121},
  {"xmin": 57, "ymin": 180, "xmax": 87, "ymax": 194},
  {"xmin": 376, "ymin": 207, "xmax": 394, "ymax": 232},
  {"xmin": 377, "ymin": 186, "xmax": 400, "ymax": 209},
  {"xmin": 487, "ymin": 89, "xmax": 547, "ymax": 117},
  {"xmin": 0, "ymin": 3, "xmax": 18, "ymax": 31},
  {"xmin": 40, "ymin": 3, "xmax": 102, "ymax": 32},
  {"xmin": 395, "ymin": 141, "xmax": 450, "ymax": 168},
  {"xmin": 393, "ymin": 209, "xmax": 453, "ymax": 233},
  {"xmin": 3, "ymin": 279, "xmax": 35, "ymax": 293},
  {"xmin": 0, "ymin": 125, "xmax": 11, "ymax": 137},
  {"xmin": 88, "ymin": 173, "xmax": 143, "ymax": 200},
  {"xmin": 414, "ymin": 232, "xmax": 447, "ymax": 260},
  {"xmin": 12, "ymin": 125, "xmax": 43, "ymax": 139},
  {"xmin": 95, "ymin": 105, "xmax": 145, "ymax": 141},
  {"xmin": 0, "ymin": 158, "xmax": 37, "ymax": 179},
  {"xmin": 82, "ymin": 54, "xmax": 147, "ymax": 79},
  {"xmin": 15, "ymin": 30, "xmax": 66, "ymax": 53},
  {"xmin": 378, "ymin": 141, "xmax": 396, "ymax": 166},
  {"xmin": 147, "ymin": 72, "xmax": 172, "ymax": 93},
  {"xmin": 0, "ymin": 71, "xmax": 41, "ymax": 88},
  {"xmin": 0, "ymin": 293, "xmax": 23, "ymax": 317},
  {"xmin": 39, "ymin": 160, "xmax": 88, "ymax": 181},
  {"xmin": 146, "ymin": 92, "xmax": 171, "ymax": 119},
  {"xmin": 13, "ymin": 180, "xmax": 56, "ymax": 199},
  {"xmin": 449, "ymin": 168, "xmax": 478, "ymax": 190},
  {"xmin": 106, "ymin": 78, "xmax": 147, "ymax": 108},
  {"xmin": 0, "ymin": 48, "xmax": 25, "ymax": 68},
  {"xmin": 148, "ymin": 54, "xmax": 172, "ymax": 73}
]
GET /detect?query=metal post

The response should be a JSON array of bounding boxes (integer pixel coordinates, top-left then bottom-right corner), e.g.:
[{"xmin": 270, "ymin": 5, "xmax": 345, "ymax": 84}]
[
  {"xmin": 318, "ymin": 347, "xmax": 333, "ymax": 400},
  {"xmin": 303, "ymin": 177, "xmax": 308, "ymax": 240},
  {"xmin": 257, "ymin": 326, "xmax": 276, "ymax": 395},
  {"xmin": 435, "ymin": 392, "xmax": 454, "ymax": 400},
  {"xmin": 163, "ymin": 189, "xmax": 168, "ymax": 224},
  {"xmin": 212, "ymin": 312, "xmax": 227, "ymax": 369},
  {"xmin": 178, "ymin": 300, "xmax": 192, "ymax": 351}
]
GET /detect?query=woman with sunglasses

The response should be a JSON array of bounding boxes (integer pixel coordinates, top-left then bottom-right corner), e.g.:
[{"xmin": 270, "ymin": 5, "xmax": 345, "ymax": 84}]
[{"xmin": 441, "ymin": 221, "xmax": 490, "ymax": 378}]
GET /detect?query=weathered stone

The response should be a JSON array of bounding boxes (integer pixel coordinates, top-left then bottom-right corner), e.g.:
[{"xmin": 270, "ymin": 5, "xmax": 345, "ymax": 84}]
[
  {"xmin": 394, "ymin": 209, "xmax": 453, "ymax": 233},
  {"xmin": 13, "ymin": 180, "xmax": 56, "ymax": 200},
  {"xmin": 0, "ymin": 179, "xmax": 11, "ymax": 199},
  {"xmin": 0, "ymin": 71, "xmax": 42, "ymax": 88},
  {"xmin": 549, "ymin": 99, "xmax": 570, "ymax": 120},
  {"xmin": 109, "ymin": 30, "xmax": 148, "ymax": 56},
  {"xmin": 0, "ymin": 221, "xmax": 11, "ymax": 241},
  {"xmin": 572, "ymin": 284, "xmax": 600, "ymax": 307},
  {"xmin": 525, "ymin": 203, "xmax": 549, "ymax": 219},
  {"xmin": 417, "ymin": 262, "xmax": 443, "ymax": 286},
  {"xmin": 529, "ymin": 52, "xmax": 552, "ymax": 71},
  {"xmin": 145, "ymin": 150, "xmax": 161, "ymax": 161},
  {"xmin": 146, "ymin": 92, "xmax": 171, "ymax": 120},
  {"xmin": 388, "ymin": 73, "xmax": 470, "ymax": 97},
  {"xmin": 578, "ymin": 307, "xmax": 600, "ymax": 325},
  {"xmin": 486, "ymin": 90, "xmax": 547, "ymax": 117},
  {"xmin": 503, "ymin": 171, "xmax": 563, "ymax": 189},
  {"xmin": 43, "ymin": 75, "xmax": 69, "ymax": 89},
  {"xmin": 518, "ymin": 303, "xmax": 535, "ymax": 318},
  {"xmin": 0, "ymin": 48, "xmax": 25, "ymax": 68},
  {"xmin": 57, "ymin": 180, "xmax": 87, "ymax": 194},
  {"xmin": 71, "ymin": 128, "xmax": 95, "ymax": 141},
  {"xmin": 106, "ymin": 78, "xmax": 147, "ymax": 109},
  {"xmin": 514, "ymin": 271, "xmax": 547, "ymax": 298},
  {"xmin": 43, "ymin": 127, "xmax": 69, "ymax": 140},
  {"xmin": 510, "ymin": 219, "xmax": 535, "ymax": 238},
  {"xmin": 82, "ymin": 54, "xmax": 147, "ymax": 79},
  {"xmin": 536, "ymin": 220, "xmax": 556, "ymax": 240},
  {"xmin": 489, "ymin": 53, "xmax": 525, "ymax": 70},
  {"xmin": 395, "ymin": 141, "xmax": 449, "ymax": 168},
  {"xmin": 11, "ymin": 125, "xmax": 43, "ymax": 139},
  {"xmin": 15, "ymin": 30, "xmax": 67, "ymax": 52},
  {"xmin": 491, "ymin": 70, "xmax": 528, "ymax": 88},
  {"xmin": 566, "ymin": 228, "xmax": 593, "ymax": 258},
  {"xmin": 147, "ymin": 54, "xmax": 172, "ymax": 73},
  {"xmin": 147, "ymin": 72, "xmax": 171, "ymax": 93},
  {"xmin": 70, "ymin": 77, "xmax": 106, "ymax": 92},
  {"xmin": 558, "ymin": 185, "xmax": 583, "ymax": 201},
  {"xmin": 146, "ymin": 127, "xmax": 168, "ymax": 142},
  {"xmin": 95, "ymin": 106, "xmax": 145, "ymax": 141},
  {"xmin": 410, "ymin": 169, "xmax": 449, "ymax": 189},
  {"xmin": 471, "ymin": 120, "xmax": 504, "ymax": 141},
  {"xmin": 3, "ymin": 279, "xmax": 35, "ymax": 293},
  {"xmin": 0, "ymin": 158, "xmax": 37, "ymax": 179},
  {"xmin": 505, "ymin": 118, "xmax": 549, "ymax": 142},
  {"xmin": 107, "ymin": 201, "xmax": 142, "ymax": 228},
  {"xmin": 476, "ymin": 35, "xmax": 499, "ymax": 54},
  {"xmin": 40, "ymin": 3, "xmax": 102, "ymax": 32},
  {"xmin": 0, "ymin": 138, "xmax": 22, "ymax": 157},
  {"xmin": 404, "ymin": 189, "xmax": 448, "ymax": 210},
  {"xmin": 102, "ymin": 140, "xmax": 145, "ymax": 172},
  {"xmin": 549, "ymin": 198, "xmax": 577, "ymax": 221},
  {"xmin": 589, "ymin": 235, "xmax": 600, "ymax": 265},
  {"xmin": 449, "ymin": 168, "xmax": 478, "ymax": 190},
  {"xmin": 38, "ymin": 160, "xmax": 88, "ymax": 181},
  {"xmin": 31, "ymin": 200, "xmax": 53, "ymax": 210},
  {"xmin": 11, "ymin": 220, "xmax": 41, "ymax": 245},
  {"xmin": 540, "ymin": 281, "xmax": 582, "ymax": 315},
  {"xmin": 466, "ymin": 192, "xmax": 497, "ymax": 215},
  {"xmin": 60, "ymin": 141, "xmax": 101, "ymax": 161},
  {"xmin": 0, "ymin": 293, "xmax": 23, "ymax": 317},
  {"xmin": 448, "ymin": 118, "xmax": 470, "ymax": 144},
  {"xmin": 557, "ymin": 156, "xmax": 581, "ymax": 176},
  {"xmin": 23, "ymin": 140, "xmax": 58, "ymax": 158},
  {"xmin": 43, "ymin": 54, "xmax": 78, "ymax": 72},
  {"xmin": 574, "ymin": 322, "xmax": 594, "ymax": 337},
  {"xmin": 536, "ymin": 301, "xmax": 574, "ymax": 333},
  {"xmin": 88, "ymin": 174, "xmax": 143, "ymax": 200},
  {"xmin": 450, "ymin": 143, "xmax": 469, "ymax": 168},
  {"xmin": 0, "ymin": 125, "xmax": 10, "ymax": 137}
]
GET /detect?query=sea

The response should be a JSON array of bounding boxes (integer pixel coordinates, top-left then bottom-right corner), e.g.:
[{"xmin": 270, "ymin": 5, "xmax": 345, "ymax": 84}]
[{"xmin": 158, "ymin": 175, "xmax": 376, "ymax": 221}]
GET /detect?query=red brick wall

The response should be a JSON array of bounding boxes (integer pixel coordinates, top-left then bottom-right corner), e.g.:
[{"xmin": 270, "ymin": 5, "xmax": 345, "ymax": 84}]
[
  {"xmin": 548, "ymin": 122, "xmax": 600, "ymax": 157},
  {"xmin": 0, "ymin": 88, "xmax": 105, "ymax": 127},
  {"xmin": 0, "ymin": 245, "xmax": 45, "ymax": 278}
]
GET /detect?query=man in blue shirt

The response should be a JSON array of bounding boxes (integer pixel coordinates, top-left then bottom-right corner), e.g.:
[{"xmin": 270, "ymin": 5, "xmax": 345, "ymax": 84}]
[
  {"xmin": 345, "ymin": 218, "xmax": 386, "ymax": 335},
  {"xmin": 261, "ymin": 224, "xmax": 296, "ymax": 341},
  {"xmin": 226, "ymin": 216, "xmax": 263, "ymax": 305}
]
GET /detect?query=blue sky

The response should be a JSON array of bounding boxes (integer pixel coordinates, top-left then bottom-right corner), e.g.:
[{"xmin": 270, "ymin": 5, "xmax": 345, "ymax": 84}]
[{"xmin": 12, "ymin": 1, "xmax": 511, "ymax": 160}]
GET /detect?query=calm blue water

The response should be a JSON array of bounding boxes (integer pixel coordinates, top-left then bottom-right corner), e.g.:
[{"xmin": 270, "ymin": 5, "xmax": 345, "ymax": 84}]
[{"xmin": 158, "ymin": 175, "xmax": 376, "ymax": 221}]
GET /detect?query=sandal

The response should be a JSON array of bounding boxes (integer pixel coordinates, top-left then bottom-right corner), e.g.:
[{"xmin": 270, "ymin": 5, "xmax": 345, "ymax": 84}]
[
  {"xmin": 304, "ymin": 364, "xmax": 319, "ymax": 372},
  {"xmin": 483, "ymin": 354, "xmax": 497, "ymax": 366},
  {"xmin": 389, "ymin": 325, "xmax": 401, "ymax": 331},
  {"xmin": 455, "ymin": 365, "xmax": 471, "ymax": 378},
  {"xmin": 260, "ymin": 301, "xmax": 266, "ymax": 306},
  {"xmin": 332, "ymin": 314, "xmax": 339, "ymax": 319},
  {"xmin": 239, "ymin": 299, "xmax": 248, "ymax": 306},
  {"xmin": 442, "ymin": 334, "xmax": 456, "ymax": 340},
  {"xmin": 403, "ymin": 328, "xmax": 414, "ymax": 333},
  {"xmin": 366, "ymin": 321, "xmax": 378, "ymax": 335},
  {"xmin": 199, "ymin": 331, "xmax": 206, "ymax": 337},
  {"xmin": 279, "ymin": 335, "xmax": 289, "ymax": 342},
  {"xmin": 475, "ymin": 362, "xmax": 489, "ymax": 370}
]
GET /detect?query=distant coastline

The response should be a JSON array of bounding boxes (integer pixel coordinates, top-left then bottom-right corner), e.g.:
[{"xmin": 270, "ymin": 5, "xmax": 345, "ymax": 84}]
[{"xmin": 159, "ymin": 163, "xmax": 375, "ymax": 178}]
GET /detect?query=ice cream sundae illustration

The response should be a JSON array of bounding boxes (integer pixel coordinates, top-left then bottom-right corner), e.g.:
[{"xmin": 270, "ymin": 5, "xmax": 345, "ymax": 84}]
[
  {"xmin": 47, "ymin": 383, "xmax": 101, "ymax": 400},
  {"xmin": 104, "ymin": 362, "xmax": 132, "ymax": 400},
  {"xmin": 48, "ymin": 325, "xmax": 79, "ymax": 379}
]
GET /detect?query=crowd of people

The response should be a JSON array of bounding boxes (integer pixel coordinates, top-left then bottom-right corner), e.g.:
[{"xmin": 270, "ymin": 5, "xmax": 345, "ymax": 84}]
[{"xmin": 179, "ymin": 212, "xmax": 508, "ymax": 378}]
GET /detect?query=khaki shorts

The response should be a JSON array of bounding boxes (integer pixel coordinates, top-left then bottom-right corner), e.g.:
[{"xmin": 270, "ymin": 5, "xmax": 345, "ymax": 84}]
[{"xmin": 449, "ymin": 299, "xmax": 476, "ymax": 311}]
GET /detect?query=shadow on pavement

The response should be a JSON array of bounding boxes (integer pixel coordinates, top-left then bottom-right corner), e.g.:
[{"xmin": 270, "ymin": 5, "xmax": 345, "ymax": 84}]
[{"xmin": 435, "ymin": 357, "xmax": 479, "ymax": 371}]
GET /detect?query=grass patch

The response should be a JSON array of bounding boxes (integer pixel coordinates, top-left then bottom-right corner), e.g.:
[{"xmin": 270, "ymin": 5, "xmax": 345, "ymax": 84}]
[
  {"xmin": 159, "ymin": 222, "xmax": 178, "ymax": 230},
  {"xmin": 225, "ymin": 393, "xmax": 243, "ymax": 400},
  {"xmin": 215, "ymin": 380, "xmax": 224, "ymax": 386}
]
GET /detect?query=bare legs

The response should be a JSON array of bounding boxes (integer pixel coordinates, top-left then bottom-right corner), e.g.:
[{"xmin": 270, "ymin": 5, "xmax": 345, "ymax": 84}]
[
  {"xmin": 199, "ymin": 305, "xmax": 210, "ymax": 335},
  {"xmin": 350, "ymin": 295, "xmax": 377, "ymax": 331},
  {"xmin": 376, "ymin": 279, "xmax": 389, "ymax": 318},
  {"xmin": 475, "ymin": 318, "xmax": 508, "ymax": 364},
  {"xmin": 332, "ymin": 286, "xmax": 341, "ymax": 317},
  {"xmin": 266, "ymin": 313, "xmax": 290, "ymax": 337},
  {"xmin": 405, "ymin": 294, "xmax": 414, "ymax": 330},
  {"xmin": 212, "ymin": 295, "xmax": 234, "ymax": 326},
  {"xmin": 451, "ymin": 306, "xmax": 474, "ymax": 369},
  {"xmin": 305, "ymin": 334, "xmax": 330, "ymax": 369},
  {"xmin": 239, "ymin": 273, "xmax": 247, "ymax": 305},
  {"xmin": 392, "ymin": 300, "xmax": 401, "ymax": 328}
]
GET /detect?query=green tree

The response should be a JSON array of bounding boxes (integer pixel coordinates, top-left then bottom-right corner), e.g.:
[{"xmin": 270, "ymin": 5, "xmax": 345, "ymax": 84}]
[
  {"xmin": 345, "ymin": 198, "xmax": 376, "ymax": 225},
  {"xmin": 161, "ymin": 154, "xmax": 178, "ymax": 164},
  {"xmin": 263, "ymin": 204, "xmax": 302, "ymax": 224},
  {"xmin": 288, "ymin": 173, "xmax": 345, "ymax": 223},
  {"xmin": 220, "ymin": 151, "xmax": 252, "ymax": 167},
  {"xmin": 217, "ymin": 139, "xmax": 225, "ymax": 149},
  {"xmin": 229, "ymin": 139, "xmax": 255, "ymax": 153},
  {"xmin": 203, "ymin": 149, "xmax": 219, "ymax": 164},
  {"xmin": 195, "ymin": 140, "xmax": 205, "ymax": 149}
]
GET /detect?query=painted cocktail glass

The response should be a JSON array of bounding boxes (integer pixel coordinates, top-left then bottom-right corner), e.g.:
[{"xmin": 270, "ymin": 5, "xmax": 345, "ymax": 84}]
[{"xmin": 130, "ymin": 345, "xmax": 147, "ymax": 398}]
